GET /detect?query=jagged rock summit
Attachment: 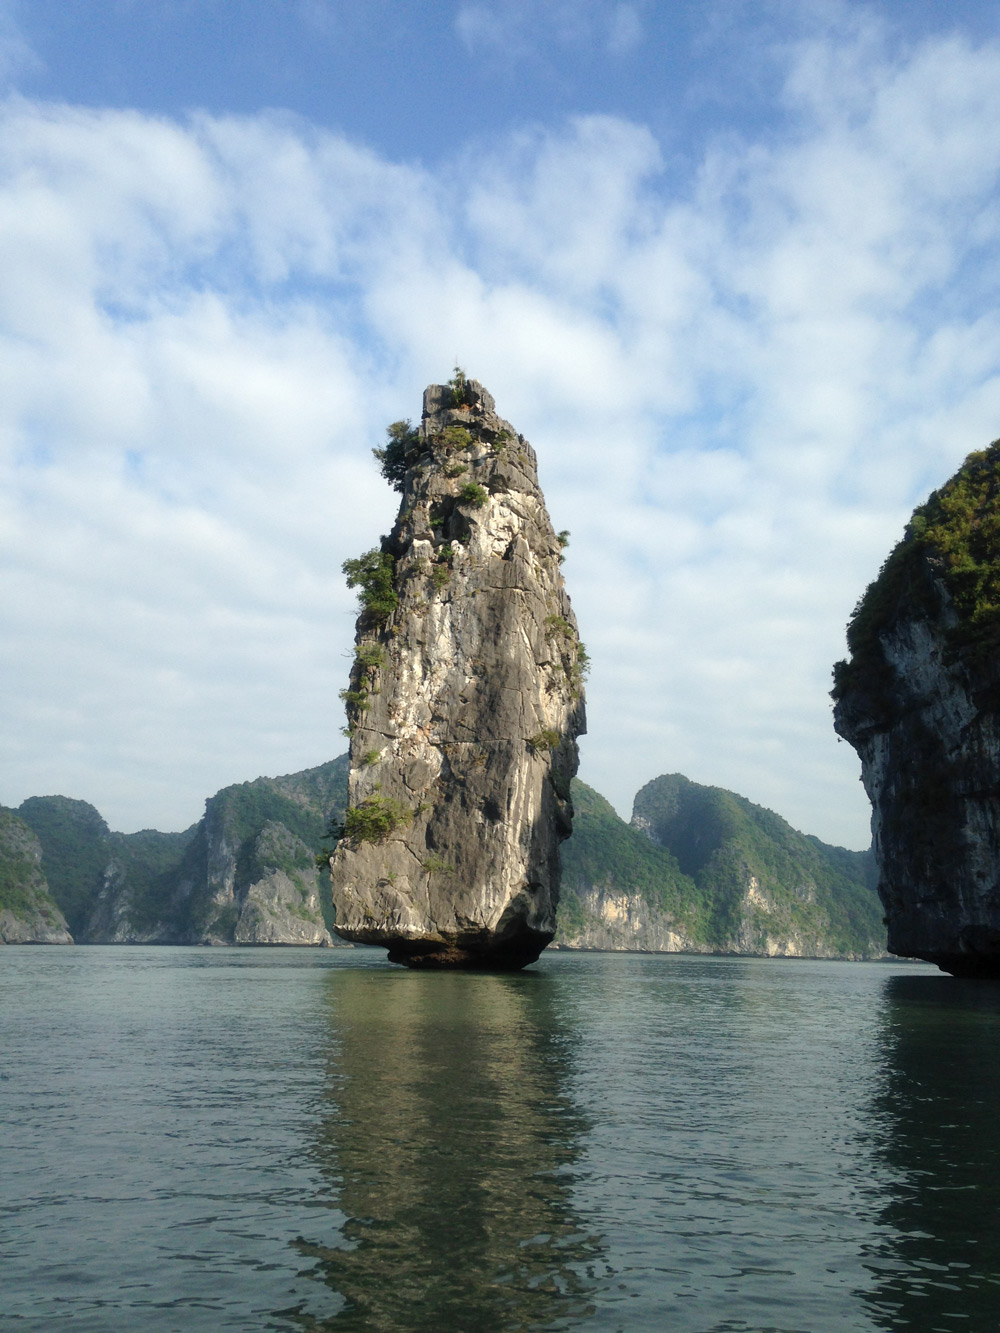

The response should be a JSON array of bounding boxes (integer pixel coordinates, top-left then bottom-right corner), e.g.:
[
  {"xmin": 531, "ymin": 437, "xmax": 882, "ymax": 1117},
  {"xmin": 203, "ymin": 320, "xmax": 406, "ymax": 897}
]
[
  {"xmin": 329, "ymin": 376, "xmax": 586, "ymax": 968},
  {"xmin": 833, "ymin": 438, "xmax": 1000, "ymax": 976}
]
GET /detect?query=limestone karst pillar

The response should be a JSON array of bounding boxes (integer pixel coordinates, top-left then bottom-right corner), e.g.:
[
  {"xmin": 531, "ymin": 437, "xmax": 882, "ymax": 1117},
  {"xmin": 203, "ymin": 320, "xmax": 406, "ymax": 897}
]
[{"xmin": 329, "ymin": 378, "xmax": 586, "ymax": 968}]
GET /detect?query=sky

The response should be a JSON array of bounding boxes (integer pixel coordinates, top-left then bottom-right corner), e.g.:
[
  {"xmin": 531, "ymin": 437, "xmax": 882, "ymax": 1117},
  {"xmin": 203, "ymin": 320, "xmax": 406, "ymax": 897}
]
[{"xmin": 3, "ymin": 1, "xmax": 1000, "ymax": 849}]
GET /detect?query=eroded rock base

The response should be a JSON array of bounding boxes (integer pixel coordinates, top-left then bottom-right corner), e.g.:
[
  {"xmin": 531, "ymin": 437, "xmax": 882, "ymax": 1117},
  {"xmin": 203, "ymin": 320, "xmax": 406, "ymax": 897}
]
[
  {"xmin": 385, "ymin": 928, "xmax": 554, "ymax": 970},
  {"xmin": 924, "ymin": 953, "xmax": 1000, "ymax": 979}
]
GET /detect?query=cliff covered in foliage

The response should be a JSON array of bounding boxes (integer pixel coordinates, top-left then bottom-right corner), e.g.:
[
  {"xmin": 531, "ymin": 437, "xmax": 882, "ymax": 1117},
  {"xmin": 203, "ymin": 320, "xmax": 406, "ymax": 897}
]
[
  {"xmin": 834, "ymin": 439, "xmax": 1000, "ymax": 975},
  {"xmin": 0, "ymin": 807, "xmax": 72, "ymax": 943},
  {"xmin": 556, "ymin": 776, "xmax": 882, "ymax": 957},
  {"xmin": 13, "ymin": 759, "xmax": 346, "ymax": 945},
  {"xmin": 3, "ymin": 760, "xmax": 879, "ymax": 957}
]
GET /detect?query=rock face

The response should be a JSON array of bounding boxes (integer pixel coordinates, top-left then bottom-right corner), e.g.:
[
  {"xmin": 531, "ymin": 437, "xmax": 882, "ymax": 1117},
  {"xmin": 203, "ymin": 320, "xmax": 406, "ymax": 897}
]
[
  {"xmin": 631, "ymin": 774, "xmax": 882, "ymax": 958},
  {"xmin": 556, "ymin": 883, "xmax": 700, "ymax": 953},
  {"xmin": 556, "ymin": 776, "xmax": 883, "ymax": 957},
  {"xmin": 556, "ymin": 780, "xmax": 708, "ymax": 953},
  {"xmin": 833, "ymin": 440, "xmax": 1000, "ymax": 976},
  {"xmin": 0, "ymin": 808, "xmax": 73, "ymax": 943},
  {"xmin": 329, "ymin": 378, "xmax": 586, "ymax": 968},
  {"xmin": 164, "ymin": 771, "xmax": 338, "ymax": 947},
  {"xmin": 17, "ymin": 796, "xmax": 117, "ymax": 939}
]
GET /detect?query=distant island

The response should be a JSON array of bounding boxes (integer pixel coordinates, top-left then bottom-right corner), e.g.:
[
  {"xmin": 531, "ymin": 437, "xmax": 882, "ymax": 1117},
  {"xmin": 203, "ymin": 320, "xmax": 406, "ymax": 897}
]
[{"xmin": 1, "ymin": 757, "xmax": 882, "ymax": 958}]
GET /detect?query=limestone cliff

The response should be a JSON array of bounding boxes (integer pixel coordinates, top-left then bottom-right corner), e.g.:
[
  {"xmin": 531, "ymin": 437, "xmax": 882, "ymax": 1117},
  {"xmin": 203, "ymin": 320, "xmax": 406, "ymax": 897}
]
[
  {"xmin": 555, "ymin": 781, "xmax": 708, "ymax": 953},
  {"xmin": 555, "ymin": 884, "xmax": 704, "ymax": 953},
  {"xmin": 164, "ymin": 770, "xmax": 338, "ymax": 947},
  {"xmin": 555, "ymin": 777, "xmax": 882, "ymax": 958},
  {"xmin": 833, "ymin": 439, "xmax": 1000, "ymax": 976},
  {"xmin": 0, "ymin": 808, "xmax": 73, "ymax": 944},
  {"xmin": 631, "ymin": 774, "xmax": 883, "ymax": 958},
  {"xmin": 329, "ymin": 377, "xmax": 586, "ymax": 968},
  {"xmin": 17, "ymin": 796, "xmax": 117, "ymax": 939},
  {"xmin": 19, "ymin": 759, "xmax": 347, "ymax": 945}
]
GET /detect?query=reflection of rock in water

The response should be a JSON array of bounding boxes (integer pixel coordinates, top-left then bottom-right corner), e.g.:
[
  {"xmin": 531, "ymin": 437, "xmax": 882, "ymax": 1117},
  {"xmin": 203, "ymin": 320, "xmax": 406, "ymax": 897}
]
[
  {"xmin": 863, "ymin": 976, "xmax": 1000, "ymax": 1330},
  {"xmin": 291, "ymin": 968, "xmax": 605, "ymax": 1330}
]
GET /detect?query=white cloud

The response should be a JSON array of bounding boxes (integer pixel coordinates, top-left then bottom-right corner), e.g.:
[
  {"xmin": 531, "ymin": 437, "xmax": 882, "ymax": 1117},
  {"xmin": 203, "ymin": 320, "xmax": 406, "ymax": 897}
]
[
  {"xmin": 3, "ymin": 22, "xmax": 1000, "ymax": 847},
  {"xmin": 0, "ymin": 0, "xmax": 39, "ymax": 90},
  {"xmin": 455, "ymin": 0, "xmax": 645, "ymax": 60},
  {"xmin": 608, "ymin": 4, "xmax": 643, "ymax": 55},
  {"xmin": 295, "ymin": 0, "xmax": 340, "ymax": 39}
]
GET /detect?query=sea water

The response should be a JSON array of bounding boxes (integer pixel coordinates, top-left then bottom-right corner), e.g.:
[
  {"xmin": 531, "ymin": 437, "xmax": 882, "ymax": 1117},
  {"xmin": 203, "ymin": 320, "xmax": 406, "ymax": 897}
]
[{"xmin": 3, "ymin": 946, "xmax": 1000, "ymax": 1331}]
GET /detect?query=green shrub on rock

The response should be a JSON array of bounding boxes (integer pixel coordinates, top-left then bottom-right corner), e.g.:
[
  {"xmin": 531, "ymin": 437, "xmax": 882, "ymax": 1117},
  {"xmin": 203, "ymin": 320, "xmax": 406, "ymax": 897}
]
[
  {"xmin": 342, "ymin": 548, "xmax": 398, "ymax": 623},
  {"xmin": 355, "ymin": 643, "xmax": 386, "ymax": 671},
  {"xmin": 372, "ymin": 420, "xmax": 420, "ymax": 492},
  {"xmin": 458, "ymin": 481, "xmax": 489, "ymax": 508},
  {"xmin": 339, "ymin": 688, "xmax": 371, "ymax": 711},
  {"xmin": 527, "ymin": 729, "xmax": 560, "ymax": 752},
  {"xmin": 421, "ymin": 854, "xmax": 454, "ymax": 875},
  {"xmin": 448, "ymin": 365, "xmax": 476, "ymax": 408},
  {"xmin": 438, "ymin": 425, "xmax": 473, "ymax": 452},
  {"xmin": 343, "ymin": 795, "xmax": 412, "ymax": 844}
]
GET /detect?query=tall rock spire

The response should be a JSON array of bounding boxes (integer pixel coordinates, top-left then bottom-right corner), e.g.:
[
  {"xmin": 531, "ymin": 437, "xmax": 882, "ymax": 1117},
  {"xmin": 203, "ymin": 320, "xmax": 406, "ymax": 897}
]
[{"xmin": 329, "ymin": 376, "xmax": 586, "ymax": 968}]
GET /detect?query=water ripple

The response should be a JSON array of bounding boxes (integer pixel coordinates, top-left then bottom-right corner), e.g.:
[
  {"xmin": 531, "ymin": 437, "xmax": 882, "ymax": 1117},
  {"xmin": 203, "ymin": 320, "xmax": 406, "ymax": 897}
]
[{"xmin": 4, "ymin": 947, "xmax": 1000, "ymax": 1329}]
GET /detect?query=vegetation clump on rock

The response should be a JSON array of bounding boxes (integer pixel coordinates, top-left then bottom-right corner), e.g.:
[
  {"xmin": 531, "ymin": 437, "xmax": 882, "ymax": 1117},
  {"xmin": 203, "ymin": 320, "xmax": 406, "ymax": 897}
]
[
  {"xmin": 342, "ymin": 795, "xmax": 412, "ymax": 845},
  {"xmin": 342, "ymin": 548, "xmax": 399, "ymax": 625},
  {"xmin": 833, "ymin": 439, "xmax": 1000, "ymax": 702}
]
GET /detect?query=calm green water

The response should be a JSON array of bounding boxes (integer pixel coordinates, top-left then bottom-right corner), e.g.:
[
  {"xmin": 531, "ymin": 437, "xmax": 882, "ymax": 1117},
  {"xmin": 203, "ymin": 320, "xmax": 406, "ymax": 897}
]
[{"xmin": 3, "ymin": 947, "xmax": 1000, "ymax": 1331}]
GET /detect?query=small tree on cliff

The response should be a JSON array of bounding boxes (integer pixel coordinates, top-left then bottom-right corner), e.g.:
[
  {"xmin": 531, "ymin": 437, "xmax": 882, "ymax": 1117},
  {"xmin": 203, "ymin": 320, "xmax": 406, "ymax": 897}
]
[
  {"xmin": 372, "ymin": 420, "xmax": 420, "ymax": 492},
  {"xmin": 342, "ymin": 548, "xmax": 398, "ymax": 623}
]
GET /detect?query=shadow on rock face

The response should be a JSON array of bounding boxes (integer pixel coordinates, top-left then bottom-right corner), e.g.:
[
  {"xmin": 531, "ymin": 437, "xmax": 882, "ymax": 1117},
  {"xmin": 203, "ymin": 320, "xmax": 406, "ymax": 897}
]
[{"xmin": 384, "ymin": 924, "xmax": 554, "ymax": 969}]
